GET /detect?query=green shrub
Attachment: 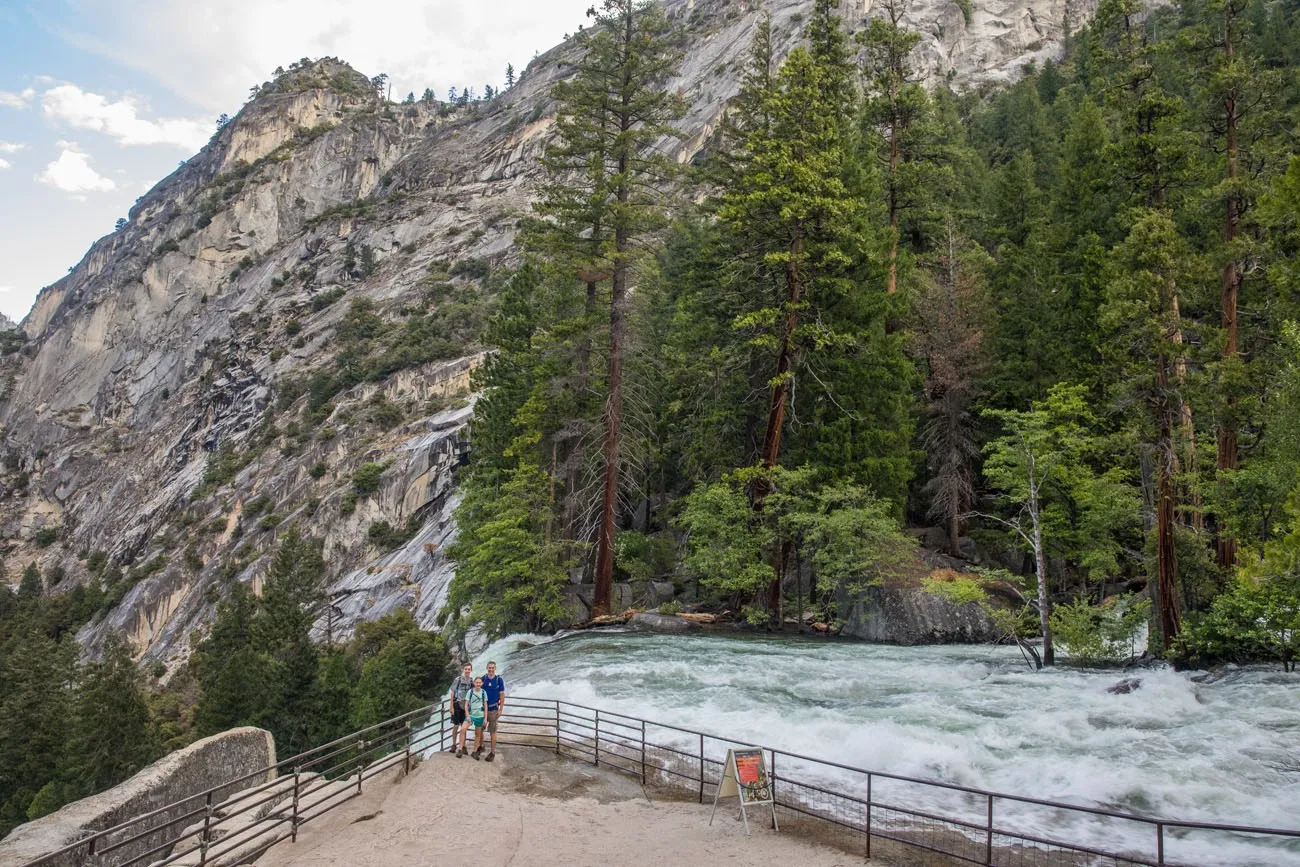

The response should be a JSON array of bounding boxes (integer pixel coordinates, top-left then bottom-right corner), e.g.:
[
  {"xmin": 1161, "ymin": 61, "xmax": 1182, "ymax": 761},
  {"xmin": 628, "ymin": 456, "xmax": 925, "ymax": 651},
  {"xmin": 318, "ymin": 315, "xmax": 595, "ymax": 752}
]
[
  {"xmin": 657, "ymin": 601, "xmax": 682, "ymax": 615},
  {"xmin": 353, "ymin": 462, "xmax": 388, "ymax": 494},
  {"xmin": 308, "ymin": 462, "xmax": 328, "ymax": 480},
  {"xmin": 367, "ymin": 517, "xmax": 421, "ymax": 550},
  {"xmin": 368, "ymin": 398, "xmax": 405, "ymax": 429},
  {"xmin": 244, "ymin": 495, "xmax": 273, "ymax": 518},
  {"xmin": 34, "ymin": 528, "xmax": 59, "ymax": 547},
  {"xmin": 920, "ymin": 571, "xmax": 989, "ymax": 606},
  {"xmin": 449, "ymin": 258, "xmax": 490, "ymax": 281},
  {"xmin": 1180, "ymin": 575, "xmax": 1300, "ymax": 671},
  {"xmin": 1049, "ymin": 595, "xmax": 1150, "ymax": 664},
  {"xmin": 309, "ymin": 287, "xmax": 346, "ymax": 311}
]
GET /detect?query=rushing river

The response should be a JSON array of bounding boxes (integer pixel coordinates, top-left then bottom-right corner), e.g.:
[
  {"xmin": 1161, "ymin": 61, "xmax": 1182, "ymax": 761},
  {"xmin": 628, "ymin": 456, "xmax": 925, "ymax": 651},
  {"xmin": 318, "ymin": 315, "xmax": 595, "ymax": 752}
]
[{"xmin": 472, "ymin": 631, "xmax": 1300, "ymax": 866}]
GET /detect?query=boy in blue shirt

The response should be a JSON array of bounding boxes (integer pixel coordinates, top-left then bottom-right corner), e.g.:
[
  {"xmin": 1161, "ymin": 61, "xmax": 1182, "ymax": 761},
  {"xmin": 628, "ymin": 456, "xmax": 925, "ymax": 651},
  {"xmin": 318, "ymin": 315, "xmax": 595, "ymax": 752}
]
[{"xmin": 476, "ymin": 661, "xmax": 506, "ymax": 762}]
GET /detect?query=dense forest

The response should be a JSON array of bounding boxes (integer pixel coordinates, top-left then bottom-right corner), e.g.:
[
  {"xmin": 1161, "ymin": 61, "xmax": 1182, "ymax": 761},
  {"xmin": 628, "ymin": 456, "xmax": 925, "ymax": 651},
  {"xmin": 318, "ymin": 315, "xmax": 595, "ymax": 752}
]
[
  {"xmin": 444, "ymin": 0, "xmax": 1300, "ymax": 671},
  {"xmin": 3, "ymin": 0, "xmax": 1300, "ymax": 840}
]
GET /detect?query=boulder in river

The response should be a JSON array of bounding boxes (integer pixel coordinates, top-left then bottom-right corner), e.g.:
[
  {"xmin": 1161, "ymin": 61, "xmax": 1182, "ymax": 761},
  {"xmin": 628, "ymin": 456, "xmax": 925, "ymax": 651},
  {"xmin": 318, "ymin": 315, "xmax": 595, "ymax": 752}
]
[
  {"xmin": 837, "ymin": 585, "xmax": 1000, "ymax": 645},
  {"xmin": 1108, "ymin": 677, "xmax": 1143, "ymax": 694}
]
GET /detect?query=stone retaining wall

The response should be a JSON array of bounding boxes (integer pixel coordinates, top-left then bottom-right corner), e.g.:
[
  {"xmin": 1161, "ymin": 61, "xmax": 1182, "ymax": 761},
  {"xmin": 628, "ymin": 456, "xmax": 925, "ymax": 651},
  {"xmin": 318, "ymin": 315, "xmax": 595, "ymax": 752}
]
[{"xmin": 0, "ymin": 727, "xmax": 276, "ymax": 867}]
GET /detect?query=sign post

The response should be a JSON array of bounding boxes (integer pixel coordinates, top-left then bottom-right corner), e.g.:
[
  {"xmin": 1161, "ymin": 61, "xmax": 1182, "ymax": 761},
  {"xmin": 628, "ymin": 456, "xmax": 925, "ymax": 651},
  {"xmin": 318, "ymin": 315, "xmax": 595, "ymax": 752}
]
[{"xmin": 709, "ymin": 747, "xmax": 778, "ymax": 835}]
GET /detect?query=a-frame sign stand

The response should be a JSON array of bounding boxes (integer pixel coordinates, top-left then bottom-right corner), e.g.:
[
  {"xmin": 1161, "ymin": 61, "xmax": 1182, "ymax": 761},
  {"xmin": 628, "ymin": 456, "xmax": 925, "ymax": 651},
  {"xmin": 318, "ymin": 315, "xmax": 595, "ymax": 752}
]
[{"xmin": 709, "ymin": 748, "xmax": 778, "ymax": 835}]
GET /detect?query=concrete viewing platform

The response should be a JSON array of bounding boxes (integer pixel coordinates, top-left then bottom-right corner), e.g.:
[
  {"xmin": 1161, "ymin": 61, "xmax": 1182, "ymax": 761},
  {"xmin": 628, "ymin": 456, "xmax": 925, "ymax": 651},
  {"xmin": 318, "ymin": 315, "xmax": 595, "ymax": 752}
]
[{"xmin": 256, "ymin": 747, "xmax": 869, "ymax": 867}]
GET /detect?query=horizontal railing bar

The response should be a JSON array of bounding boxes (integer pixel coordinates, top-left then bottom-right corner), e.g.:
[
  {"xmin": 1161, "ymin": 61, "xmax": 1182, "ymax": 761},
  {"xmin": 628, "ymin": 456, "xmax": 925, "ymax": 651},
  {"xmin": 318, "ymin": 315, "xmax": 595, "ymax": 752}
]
[
  {"xmin": 772, "ymin": 797, "xmax": 869, "ymax": 835},
  {"xmin": 135, "ymin": 838, "xmax": 203, "ymax": 867},
  {"xmin": 867, "ymin": 799, "xmax": 988, "ymax": 834},
  {"xmin": 992, "ymin": 828, "xmax": 1160, "ymax": 865},
  {"xmin": 361, "ymin": 752, "xmax": 407, "ymax": 781},
  {"xmin": 192, "ymin": 813, "xmax": 294, "ymax": 865},
  {"xmin": 864, "ymin": 827, "xmax": 985, "ymax": 866},
  {"xmin": 94, "ymin": 804, "xmax": 207, "ymax": 855},
  {"xmin": 295, "ymin": 789, "xmax": 361, "ymax": 826}
]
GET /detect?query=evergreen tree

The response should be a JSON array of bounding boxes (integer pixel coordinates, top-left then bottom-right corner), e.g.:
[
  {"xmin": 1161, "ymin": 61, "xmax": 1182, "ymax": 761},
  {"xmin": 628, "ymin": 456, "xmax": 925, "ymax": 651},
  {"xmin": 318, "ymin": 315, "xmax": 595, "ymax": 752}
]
[
  {"xmin": 538, "ymin": 0, "xmax": 683, "ymax": 616},
  {"xmin": 1101, "ymin": 211, "xmax": 1198, "ymax": 650},
  {"xmin": 18, "ymin": 563, "xmax": 41, "ymax": 601},
  {"xmin": 858, "ymin": 0, "xmax": 928, "ymax": 295},
  {"xmin": 0, "ymin": 625, "xmax": 75, "ymax": 834},
  {"xmin": 505, "ymin": 63, "xmax": 516, "ymax": 88},
  {"xmin": 62, "ymin": 636, "xmax": 160, "ymax": 801},
  {"xmin": 192, "ymin": 584, "xmax": 266, "ymax": 737}
]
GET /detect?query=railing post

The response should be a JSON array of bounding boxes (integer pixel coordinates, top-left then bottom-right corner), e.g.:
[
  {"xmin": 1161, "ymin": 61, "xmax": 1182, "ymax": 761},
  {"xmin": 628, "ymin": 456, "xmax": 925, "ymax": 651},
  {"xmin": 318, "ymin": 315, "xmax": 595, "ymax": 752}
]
[
  {"xmin": 985, "ymin": 794, "xmax": 994, "ymax": 865},
  {"xmin": 555, "ymin": 701, "xmax": 561, "ymax": 754},
  {"xmin": 594, "ymin": 709, "xmax": 601, "ymax": 767},
  {"xmin": 356, "ymin": 740, "xmax": 366, "ymax": 793},
  {"xmin": 865, "ymin": 773, "xmax": 872, "ymax": 859},
  {"xmin": 404, "ymin": 721, "xmax": 413, "ymax": 775},
  {"xmin": 291, "ymin": 768, "xmax": 301, "ymax": 842},
  {"xmin": 770, "ymin": 751, "xmax": 778, "ymax": 829},
  {"xmin": 698, "ymin": 733, "xmax": 705, "ymax": 803},
  {"xmin": 1157, "ymin": 823, "xmax": 1165, "ymax": 867},
  {"xmin": 640, "ymin": 720, "xmax": 647, "ymax": 785},
  {"xmin": 199, "ymin": 790, "xmax": 213, "ymax": 866}
]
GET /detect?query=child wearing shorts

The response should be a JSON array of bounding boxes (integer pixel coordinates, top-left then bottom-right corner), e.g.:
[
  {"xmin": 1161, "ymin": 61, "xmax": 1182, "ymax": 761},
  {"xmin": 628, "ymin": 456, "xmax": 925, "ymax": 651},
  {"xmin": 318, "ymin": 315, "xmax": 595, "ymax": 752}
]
[{"xmin": 465, "ymin": 677, "xmax": 488, "ymax": 760}]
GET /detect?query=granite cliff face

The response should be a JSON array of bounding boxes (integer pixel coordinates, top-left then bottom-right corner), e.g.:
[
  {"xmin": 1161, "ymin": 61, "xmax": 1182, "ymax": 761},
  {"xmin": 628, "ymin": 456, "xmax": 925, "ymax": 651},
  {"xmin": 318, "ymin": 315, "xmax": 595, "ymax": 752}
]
[{"xmin": 0, "ymin": 0, "xmax": 1099, "ymax": 665}]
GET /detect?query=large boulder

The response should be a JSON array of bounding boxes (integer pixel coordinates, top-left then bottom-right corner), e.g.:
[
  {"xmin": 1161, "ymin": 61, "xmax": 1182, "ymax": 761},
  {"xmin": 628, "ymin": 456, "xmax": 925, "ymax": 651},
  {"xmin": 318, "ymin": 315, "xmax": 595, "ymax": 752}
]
[
  {"xmin": 0, "ymin": 727, "xmax": 276, "ymax": 867},
  {"xmin": 628, "ymin": 612, "xmax": 697, "ymax": 634},
  {"xmin": 838, "ymin": 585, "xmax": 999, "ymax": 645}
]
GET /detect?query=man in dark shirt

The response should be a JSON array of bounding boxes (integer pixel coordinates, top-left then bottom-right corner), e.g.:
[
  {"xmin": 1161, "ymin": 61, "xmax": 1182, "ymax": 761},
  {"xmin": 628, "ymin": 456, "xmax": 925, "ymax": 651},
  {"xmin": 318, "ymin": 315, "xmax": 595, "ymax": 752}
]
[{"xmin": 477, "ymin": 660, "xmax": 506, "ymax": 761}]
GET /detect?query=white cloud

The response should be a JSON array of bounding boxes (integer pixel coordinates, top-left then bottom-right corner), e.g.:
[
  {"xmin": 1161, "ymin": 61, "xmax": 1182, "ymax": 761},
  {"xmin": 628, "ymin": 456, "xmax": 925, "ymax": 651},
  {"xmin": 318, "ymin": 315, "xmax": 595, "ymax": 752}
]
[
  {"xmin": 0, "ymin": 158, "xmax": 10, "ymax": 171},
  {"xmin": 55, "ymin": 0, "xmax": 591, "ymax": 113},
  {"xmin": 36, "ymin": 143, "xmax": 117, "ymax": 195},
  {"xmin": 0, "ymin": 141, "xmax": 26, "ymax": 154},
  {"xmin": 0, "ymin": 88, "xmax": 35, "ymax": 109},
  {"xmin": 41, "ymin": 84, "xmax": 209, "ymax": 151}
]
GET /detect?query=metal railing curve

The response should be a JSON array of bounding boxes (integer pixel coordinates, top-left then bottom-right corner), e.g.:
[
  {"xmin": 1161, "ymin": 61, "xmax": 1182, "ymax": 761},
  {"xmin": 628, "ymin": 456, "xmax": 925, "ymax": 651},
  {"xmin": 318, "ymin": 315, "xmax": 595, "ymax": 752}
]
[{"xmin": 18, "ymin": 696, "xmax": 1300, "ymax": 867}]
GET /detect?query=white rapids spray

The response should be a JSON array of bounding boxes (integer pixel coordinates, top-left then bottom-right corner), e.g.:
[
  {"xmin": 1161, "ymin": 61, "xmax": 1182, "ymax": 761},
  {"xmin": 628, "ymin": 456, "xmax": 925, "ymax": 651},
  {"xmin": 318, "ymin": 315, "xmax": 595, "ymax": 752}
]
[{"xmin": 479, "ymin": 631, "xmax": 1299, "ymax": 866}]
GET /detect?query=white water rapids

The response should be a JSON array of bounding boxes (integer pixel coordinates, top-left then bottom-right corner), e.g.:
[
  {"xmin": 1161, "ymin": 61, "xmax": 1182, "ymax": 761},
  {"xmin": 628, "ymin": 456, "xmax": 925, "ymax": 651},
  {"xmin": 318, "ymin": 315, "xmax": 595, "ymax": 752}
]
[{"xmin": 470, "ymin": 631, "xmax": 1299, "ymax": 866}]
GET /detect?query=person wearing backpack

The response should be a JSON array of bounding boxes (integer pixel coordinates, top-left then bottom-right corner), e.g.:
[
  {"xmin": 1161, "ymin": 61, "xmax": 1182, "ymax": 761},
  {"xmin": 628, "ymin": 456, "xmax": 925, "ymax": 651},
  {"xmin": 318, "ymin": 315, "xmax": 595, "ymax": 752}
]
[
  {"xmin": 476, "ymin": 660, "xmax": 505, "ymax": 762},
  {"xmin": 465, "ymin": 676, "xmax": 488, "ymax": 760},
  {"xmin": 447, "ymin": 662, "xmax": 474, "ymax": 757}
]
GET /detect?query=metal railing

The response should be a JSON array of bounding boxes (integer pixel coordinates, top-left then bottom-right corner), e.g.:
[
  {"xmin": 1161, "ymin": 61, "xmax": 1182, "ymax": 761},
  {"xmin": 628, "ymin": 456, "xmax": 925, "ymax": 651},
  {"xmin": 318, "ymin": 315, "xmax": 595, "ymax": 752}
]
[
  {"xmin": 20, "ymin": 705, "xmax": 445, "ymax": 867},
  {"xmin": 21, "ymin": 696, "xmax": 1300, "ymax": 867},
  {"xmin": 480, "ymin": 696, "xmax": 1300, "ymax": 867}
]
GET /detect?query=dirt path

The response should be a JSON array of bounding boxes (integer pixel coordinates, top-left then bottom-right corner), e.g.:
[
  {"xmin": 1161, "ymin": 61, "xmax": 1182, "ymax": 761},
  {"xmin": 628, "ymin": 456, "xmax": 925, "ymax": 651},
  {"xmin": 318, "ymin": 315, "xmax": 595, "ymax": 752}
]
[{"xmin": 255, "ymin": 748, "xmax": 863, "ymax": 867}]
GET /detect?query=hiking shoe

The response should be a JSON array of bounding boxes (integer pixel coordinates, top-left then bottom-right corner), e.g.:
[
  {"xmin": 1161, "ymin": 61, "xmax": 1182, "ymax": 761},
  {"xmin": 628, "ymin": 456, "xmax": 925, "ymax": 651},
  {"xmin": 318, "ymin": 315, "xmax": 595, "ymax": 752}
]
[
  {"xmin": 474, "ymin": 745, "xmax": 484, "ymax": 756},
  {"xmin": 472, "ymin": 750, "xmax": 481, "ymax": 761},
  {"xmin": 456, "ymin": 748, "xmax": 465, "ymax": 758},
  {"xmin": 486, "ymin": 752, "xmax": 495, "ymax": 763}
]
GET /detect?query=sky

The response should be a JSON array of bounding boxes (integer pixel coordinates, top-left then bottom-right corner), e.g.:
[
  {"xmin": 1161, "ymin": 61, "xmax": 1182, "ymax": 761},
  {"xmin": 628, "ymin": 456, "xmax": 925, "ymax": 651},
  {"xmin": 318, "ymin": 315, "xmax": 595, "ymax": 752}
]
[{"xmin": 0, "ymin": 0, "xmax": 593, "ymax": 323}]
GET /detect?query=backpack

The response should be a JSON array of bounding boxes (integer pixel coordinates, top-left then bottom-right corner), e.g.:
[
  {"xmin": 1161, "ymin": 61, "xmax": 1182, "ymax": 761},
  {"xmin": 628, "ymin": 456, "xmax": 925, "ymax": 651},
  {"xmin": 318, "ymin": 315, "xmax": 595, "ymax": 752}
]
[{"xmin": 467, "ymin": 690, "xmax": 486, "ymax": 717}]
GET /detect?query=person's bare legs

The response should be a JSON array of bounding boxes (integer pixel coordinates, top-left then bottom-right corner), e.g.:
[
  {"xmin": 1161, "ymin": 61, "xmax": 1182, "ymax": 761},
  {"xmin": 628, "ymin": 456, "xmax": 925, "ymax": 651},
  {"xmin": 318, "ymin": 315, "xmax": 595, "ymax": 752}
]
[{"xmin": 473, "ymin": 724, "xmax": 484, "ymax": 758}]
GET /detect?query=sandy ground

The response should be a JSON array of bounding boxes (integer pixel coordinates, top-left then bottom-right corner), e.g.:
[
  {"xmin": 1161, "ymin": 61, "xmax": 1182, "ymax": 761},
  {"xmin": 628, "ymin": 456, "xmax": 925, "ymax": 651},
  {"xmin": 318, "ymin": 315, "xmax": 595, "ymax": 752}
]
[{"xmin": 255, "ymin": 747, "xmax": 865, "ymax": 867}]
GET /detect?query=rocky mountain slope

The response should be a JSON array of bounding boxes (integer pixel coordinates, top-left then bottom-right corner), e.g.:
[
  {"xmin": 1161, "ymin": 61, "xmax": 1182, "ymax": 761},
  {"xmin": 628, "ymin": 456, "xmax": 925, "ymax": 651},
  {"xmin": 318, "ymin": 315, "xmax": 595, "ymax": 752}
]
[{"xmin": 1, "ymin": 0, "xmax": 1098, "ymax": 665}]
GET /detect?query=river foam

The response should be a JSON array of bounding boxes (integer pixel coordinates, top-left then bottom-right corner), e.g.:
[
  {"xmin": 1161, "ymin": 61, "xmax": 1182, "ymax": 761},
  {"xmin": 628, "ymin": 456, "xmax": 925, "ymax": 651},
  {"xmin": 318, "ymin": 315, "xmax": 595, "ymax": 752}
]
[{"xmin": 483, "ymin": 632, "xmax": 1300, "ymax": 866}]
